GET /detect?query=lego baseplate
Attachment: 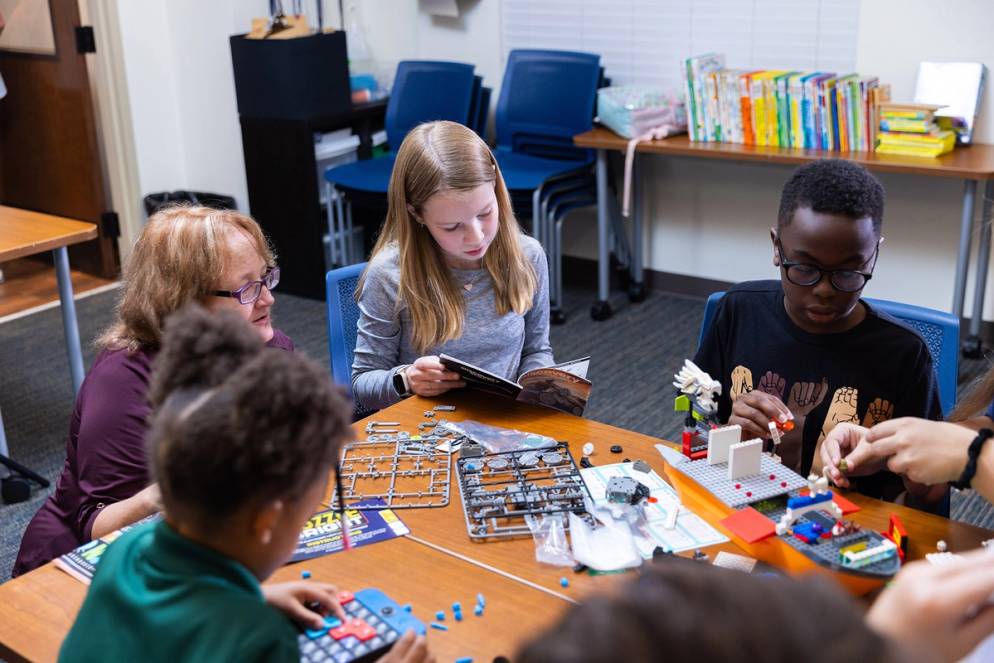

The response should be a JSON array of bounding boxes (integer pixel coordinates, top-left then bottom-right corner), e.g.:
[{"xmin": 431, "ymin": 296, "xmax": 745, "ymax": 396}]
[
  {"xmin": 455, "ymin": 442, "xmax": 593, "ymax": 539},
  {"xmin": 331, "ymin": 440, "xmax": 451, "ymax": 510},
  {"xmin": 673, "ymin": 455, "xmax": 808, "ymax": 508},
  {"xmin": 753, "ymin": 496, "xmax": 901, "ymax": 578}
]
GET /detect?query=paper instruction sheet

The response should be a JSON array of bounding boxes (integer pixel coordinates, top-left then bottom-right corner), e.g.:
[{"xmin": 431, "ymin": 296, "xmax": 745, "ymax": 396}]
[{"xmin": 580, "ymin": 462, "xmax": 728, "ymax": 556}]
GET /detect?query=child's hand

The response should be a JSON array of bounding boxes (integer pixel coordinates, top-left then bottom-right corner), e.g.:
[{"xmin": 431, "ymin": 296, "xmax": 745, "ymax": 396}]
[
  {"xmin": 376, "ymin": 630, "xmax": 434, "ymax": 663},
  {"xmin": 261, "ymin": 581, "xmax": 346, "ymax": 630},
  {"xmin": 860, "ymin": 417, "xmax": 974, "ymax": 486},
  {"xmin": 820, "ymin": 422, "xmax": 873, "ymax": 487},
  {"xmin": 867, "ymin": 549, "xmax": 994, "ymax": 663},
  {"xmin": 406, "ymin": 356, "xmax": 465, "ymax": 397},
  {"xmin": 728, "ymin": 390, "xmax": 792, "ymax": 441}
]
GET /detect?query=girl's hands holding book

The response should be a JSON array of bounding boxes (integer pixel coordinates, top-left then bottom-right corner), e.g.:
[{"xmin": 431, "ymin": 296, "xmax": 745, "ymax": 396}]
[{"xmin": 405, "ymin": 356, "xmax": 465, "ymax": 397}]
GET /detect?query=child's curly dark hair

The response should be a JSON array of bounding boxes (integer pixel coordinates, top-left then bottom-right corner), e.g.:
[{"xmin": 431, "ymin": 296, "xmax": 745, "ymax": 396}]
[
  {"xmin": 147, "ymin": 305, "xmax": 353, "ymax": 528},
  {"xmin": 778, "ymin": 159, "xmax": 885, "ymax": 234}
]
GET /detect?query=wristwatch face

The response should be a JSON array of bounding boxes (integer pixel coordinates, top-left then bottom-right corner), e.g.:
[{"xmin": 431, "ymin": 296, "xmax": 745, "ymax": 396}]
[{"xmin": 393, "ymin": 371, "xmax": 406, "ymax": 395}]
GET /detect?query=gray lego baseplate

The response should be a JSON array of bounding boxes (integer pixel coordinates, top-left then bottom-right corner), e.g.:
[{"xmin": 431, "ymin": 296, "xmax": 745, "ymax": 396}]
[
  {"xmin": 673, "ymin": 455, "xmax": 808, "ymax": 508},
  {"xmin": 455, "ymin": 442, "xmax": 594, "ymax": 540},
  {"xmin": 331, "ymin": 439, "xmax": 452, "ymax": 509},
  {"xmin": 754, "ymin": 497, "xmax": 900, "ymax": 578}
]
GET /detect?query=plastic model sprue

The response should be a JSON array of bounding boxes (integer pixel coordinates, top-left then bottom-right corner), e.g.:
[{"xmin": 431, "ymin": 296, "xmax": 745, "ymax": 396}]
[{"xmin": 673, "ymin": 359, "xmax": 721, "ymax": 460}]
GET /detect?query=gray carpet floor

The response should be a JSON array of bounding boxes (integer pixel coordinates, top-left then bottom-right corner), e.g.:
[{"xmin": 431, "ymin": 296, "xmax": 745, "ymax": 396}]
[{"xmin": 1, "ymin": 284, "xmax": 992, "ymax": 583}]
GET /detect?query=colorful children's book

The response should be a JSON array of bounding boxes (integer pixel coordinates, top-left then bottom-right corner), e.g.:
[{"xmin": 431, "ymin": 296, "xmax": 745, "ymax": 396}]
[
  {"xmin": 289, "ymin": 499, "xmax": 409, "ymax": 562},
  {"xmin": 55, "ymin": 513, "xmax": 162, "ymax": 585},
  {"xmin": 440, "ymin": 354, "xmax": 591, "ymax": 416}
]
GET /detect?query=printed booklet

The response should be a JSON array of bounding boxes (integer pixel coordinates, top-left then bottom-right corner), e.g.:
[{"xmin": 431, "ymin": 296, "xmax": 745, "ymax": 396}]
[{"xmin": 439, "ymin": 354, "xmax": 591, "ymax": 416}]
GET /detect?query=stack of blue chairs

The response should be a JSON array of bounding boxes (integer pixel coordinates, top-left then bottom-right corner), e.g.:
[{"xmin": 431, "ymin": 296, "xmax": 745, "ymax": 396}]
[
  {"xmin": 323, "ymin": 60, "xmax": 486, "ymax": 268},
  {"xmin": 493, "ymin": 49, "xmax": 602, "ymax": 323}
]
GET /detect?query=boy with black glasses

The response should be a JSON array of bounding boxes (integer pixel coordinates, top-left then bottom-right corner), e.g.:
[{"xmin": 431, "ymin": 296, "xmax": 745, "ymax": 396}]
[{"xmin": 693, "ymin": 159, "xmax": 946, "ymax": 512}]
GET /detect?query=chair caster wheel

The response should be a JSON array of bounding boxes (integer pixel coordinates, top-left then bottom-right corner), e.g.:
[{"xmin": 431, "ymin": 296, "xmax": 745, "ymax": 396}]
[
  {"xmin": 962, "ymin": 335, "xmax": 984, "ymax": 359},
  {"xmin": 628, "ymin": 282, "xmax": 647, "ymax": 302},
  {"xmin": 550, "ymin": 309, "xmax": 567, "ymax": 325},
  {"xmin": 590, "ymin": 300, "xmax": 612, "ymax": 321}
]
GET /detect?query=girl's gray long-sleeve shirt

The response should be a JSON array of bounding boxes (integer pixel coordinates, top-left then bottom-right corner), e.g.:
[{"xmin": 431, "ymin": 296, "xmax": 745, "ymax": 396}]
[{"xmin": 352, "ymin": 233, "xmax": 554, "ymax": 410}]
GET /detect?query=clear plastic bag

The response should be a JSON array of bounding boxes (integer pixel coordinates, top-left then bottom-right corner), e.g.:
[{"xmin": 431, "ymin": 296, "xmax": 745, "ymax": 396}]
[
  {"xmin": 444, "ymin": 420, "xmax": 557, "ymax": 454},
  {"xmin": 525, "ymin": 514, "xmax": 575, "ymax": 567}
]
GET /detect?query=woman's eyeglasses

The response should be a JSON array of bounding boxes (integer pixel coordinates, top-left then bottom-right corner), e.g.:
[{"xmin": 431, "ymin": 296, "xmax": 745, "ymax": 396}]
[{"xmin": 212, "ymin": 266, "xmax": 280, "ymax": 305}]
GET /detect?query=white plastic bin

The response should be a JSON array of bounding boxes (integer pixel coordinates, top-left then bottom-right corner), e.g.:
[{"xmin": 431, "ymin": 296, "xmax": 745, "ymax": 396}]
[{"xmin": 315, "ymin": 129, "xmax": 361, "ymax": 203}]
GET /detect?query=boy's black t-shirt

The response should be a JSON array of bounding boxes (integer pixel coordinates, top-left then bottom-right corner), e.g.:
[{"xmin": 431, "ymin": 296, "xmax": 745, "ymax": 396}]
[{"xmin": 693, "ymin": 280, "xmax": 943, "ymax": 508}]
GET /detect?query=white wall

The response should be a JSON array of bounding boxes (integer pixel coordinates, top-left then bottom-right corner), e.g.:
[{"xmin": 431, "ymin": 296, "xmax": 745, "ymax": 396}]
[{"xmin": 115, "ymin": 0, "xmax": 994, "ymax": 318}]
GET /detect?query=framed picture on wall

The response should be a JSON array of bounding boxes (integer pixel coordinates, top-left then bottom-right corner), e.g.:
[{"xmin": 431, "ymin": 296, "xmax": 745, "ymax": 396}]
[{"xmin": 0, "ymin": 0, "xmax": 56, "ymax": 56}]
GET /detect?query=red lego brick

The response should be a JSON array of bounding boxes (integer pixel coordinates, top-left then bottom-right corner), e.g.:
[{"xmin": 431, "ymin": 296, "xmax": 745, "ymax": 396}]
[{"xmin": 719, "ymin": 507, "xmax": 777, "ymax": 543}]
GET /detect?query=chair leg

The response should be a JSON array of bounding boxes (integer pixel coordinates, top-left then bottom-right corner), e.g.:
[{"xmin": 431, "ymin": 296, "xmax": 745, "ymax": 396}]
[
  {"xmin": 345, "ymin": 201, "xmax": 356, "ymax": 264},
  {"xmin": 334, "ymin": 192, "xmax": 348, "ymax": 268},
  {"xmin": 325, "ymin": 183, "xmax": 338, "ymax": 270}
]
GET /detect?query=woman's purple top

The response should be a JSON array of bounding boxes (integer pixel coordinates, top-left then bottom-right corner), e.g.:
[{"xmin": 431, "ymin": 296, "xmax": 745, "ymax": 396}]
[{"xmin": 12, "ymin": 329, "xmax": 294, "ymax": 577}]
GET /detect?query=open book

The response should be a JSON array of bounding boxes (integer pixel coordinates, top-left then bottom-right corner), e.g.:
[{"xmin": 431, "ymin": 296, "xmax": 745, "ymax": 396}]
[{"xmin": 440, "ymin": 354, "xmax": 591, "ymax": 416}]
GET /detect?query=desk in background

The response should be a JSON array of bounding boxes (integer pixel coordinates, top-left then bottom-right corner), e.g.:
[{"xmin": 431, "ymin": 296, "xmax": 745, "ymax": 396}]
[
  {"xmin": 0, "ymin": 207, "xmax": 97, "ymax": 458},
  {"xmin": 574, "ymin": 128, "xmax": 994, "ymax": 355}
]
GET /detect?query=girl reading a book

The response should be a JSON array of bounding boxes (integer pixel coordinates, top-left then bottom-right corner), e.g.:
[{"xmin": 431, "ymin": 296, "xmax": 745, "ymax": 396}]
[
  {"xmin": 59, "ymin": 305, "xmax": 431, "ymax": 663},
  {"xmin": 352, "ymin": 120, "xmax": 554, "ymax": 410},
  {"xmin": 13, "ymin": 206, "xmax": 293, "ymax": 577}
]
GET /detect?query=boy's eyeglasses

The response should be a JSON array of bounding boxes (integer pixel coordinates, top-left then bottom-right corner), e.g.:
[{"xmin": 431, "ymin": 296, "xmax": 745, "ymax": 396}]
[
  {"xmin": 212, "ymin": 266, "xmax": 280, "ymax": 305},
  {"xmin": 776, "ymin": 241, "xmax": 878, "ymax": 293}
]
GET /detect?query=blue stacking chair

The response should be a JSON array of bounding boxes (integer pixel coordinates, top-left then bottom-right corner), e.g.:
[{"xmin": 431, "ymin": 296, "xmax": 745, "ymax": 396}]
[
  {"xmin": 494, "ymin": 50, "xmax": 601, "ymax": 257},
  {"xmin": 326, "ymin": 262, "xmax": 374, "ymax": 420},
  {"xmin": 324, "ymin": 61, "xmax": 477, "ymax": 268},
  {"xmin": 697, "ymin": 291, "xmax": 960, "ymax": 414}
]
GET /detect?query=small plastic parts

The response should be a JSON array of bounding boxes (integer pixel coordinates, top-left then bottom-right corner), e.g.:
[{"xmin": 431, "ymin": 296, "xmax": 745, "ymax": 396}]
[
  {"xmin": 430, "ymin": 622, "xmax": 448, "ymax": 631},
  {"xmin": 455, "ymin": 658, "xmax": 473, "ymax": 663},
  {"xmin": 559, "ymin": 577, "xmax": 569, "ymax": 588},
  {"xmin": 476, "ymin": 593, "xmax": 485, "ymax": 607},
  {"xmin": 580, "ymin": 456, "xmax": 593, "ymax": 468},
  {"xmin": 582, "ymin": 442, "xmax": 594, "ymax": 456},
  {"xmin": 435, "ymin": 610, "xmax": 445, "ymax": 621},
  {"xmin": 301, "ymin": 570, "xmax": 311, "ymax": 579},
  {"xmin": 474, "ymin": 605, "xmax": 484, "ymax": 616},
  {"xmin": 610, "ymin": 444, "xmax": 623, "ymax": 453},
  {"xmin": 452, "ymin": 601, "xmax": 461, "ymax": 612},
  {"xmin": 937, "ymin": 540, "xmax": 948, "ymax": 552},
  {"xmin": 434, "ymin": 404, "xmax": 456, "ymax": 411},
  {"xmin": 403, "ymin": 604, "xmax": 413, "ymax": 612},
  {"xmin": 632, "ymin": 459, "xmax": 651, "ymax": 474},
  {"xmin": 454, "ymin": 610, "xmax": 463, "ymax": 622},
  {"xmin": 424, "ymin": 410, "xmax": 436, "ymax": 418}
]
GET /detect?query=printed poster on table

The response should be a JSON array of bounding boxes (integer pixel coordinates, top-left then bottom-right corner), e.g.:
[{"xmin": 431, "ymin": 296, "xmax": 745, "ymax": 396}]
[{"xmin": 288, "ymin": 498, "xmax": 409, "ymax": 563}]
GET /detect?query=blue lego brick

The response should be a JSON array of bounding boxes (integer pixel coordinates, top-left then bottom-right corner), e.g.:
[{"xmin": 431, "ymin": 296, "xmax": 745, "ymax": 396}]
[{"xmin": 787, "ymin": 492, "xmax": 832, "ymax": 509}]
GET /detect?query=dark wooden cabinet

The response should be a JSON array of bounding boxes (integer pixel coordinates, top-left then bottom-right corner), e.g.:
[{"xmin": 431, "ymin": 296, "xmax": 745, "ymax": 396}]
[{"xmin": 239, "ymin": 101, "xmax": 386, "ymax": 299}]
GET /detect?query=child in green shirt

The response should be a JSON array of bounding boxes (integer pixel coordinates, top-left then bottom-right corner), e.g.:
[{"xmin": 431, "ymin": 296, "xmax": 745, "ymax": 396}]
[{"xmin": 58, "ymin": 306, "xmax": 430, "ymax": 663}]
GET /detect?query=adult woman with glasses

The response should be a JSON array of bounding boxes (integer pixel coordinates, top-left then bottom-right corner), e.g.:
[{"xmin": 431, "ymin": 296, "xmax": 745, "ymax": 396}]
[{"xmin": 13, "ymin": 206, "xmax": 291, "ymax": 576}]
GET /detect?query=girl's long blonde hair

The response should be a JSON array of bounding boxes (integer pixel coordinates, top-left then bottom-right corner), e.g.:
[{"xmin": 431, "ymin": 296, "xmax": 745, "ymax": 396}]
[
  {"xmin": 950, "ymin": 369, "xmax": 994, "ymax": 421},
  {"xmin": 98, "ymin": 205, "xmax": 275, "ymax": 353},
  {"xmin": 359, "ymin": 121, "xmax": 537, "ymax": 354}
]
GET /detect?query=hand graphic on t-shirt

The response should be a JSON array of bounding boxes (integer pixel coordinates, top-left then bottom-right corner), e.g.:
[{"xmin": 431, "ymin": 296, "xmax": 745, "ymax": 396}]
[
  {"xmin": 812, "ymin": 386, "xmax": 860, "ymax": 474},
  {"xmin": 730, "ymin": 365, "xmax": 754, "ymax": 402},
  {"xmin": 786, "ymin": 377, "xmax": 829, "ymax": 417},
  {"xmin": 861, "ymin": 397, "xmax": 894, "ymax": 428},
  {"xmin": 757, "ymin": 371, "xmax": 787, "ymax": 400}
]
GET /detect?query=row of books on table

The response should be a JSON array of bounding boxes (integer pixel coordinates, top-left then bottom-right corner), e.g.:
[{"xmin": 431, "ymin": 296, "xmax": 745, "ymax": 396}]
[{"xmin": 683, "ymin": 53, "xmax": 956, "ymax": 158}]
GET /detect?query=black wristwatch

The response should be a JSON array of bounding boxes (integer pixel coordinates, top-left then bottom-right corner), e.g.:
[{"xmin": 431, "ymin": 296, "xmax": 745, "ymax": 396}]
[{"xmin": 392, "ymin": 366, "xmax": 411, "ymax": 397}]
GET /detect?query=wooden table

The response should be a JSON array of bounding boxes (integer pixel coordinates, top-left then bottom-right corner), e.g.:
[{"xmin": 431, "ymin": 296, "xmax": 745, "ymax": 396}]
[
  {"xmin": 2, "ymin": 392, "xmax": 991, "ymax": 662},
  {"xmin": 0, "ymin": 536, "xmax": 566, "ymax": 663},
  {"xmin": 573, "ymin": 128, "xmax": 994, "ymax": 351},
  {"xmin": 0, "ymin": 206, "xmax": 97, "ymax": 458},
  {"xmin": 359, "ymin": 393, "xmax": 993, "ymax": 595}
]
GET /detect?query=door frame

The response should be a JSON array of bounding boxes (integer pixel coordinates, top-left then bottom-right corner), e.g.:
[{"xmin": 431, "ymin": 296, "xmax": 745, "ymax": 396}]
[{"xmin": 79, "ymin": 0, "xmax": 142, "ymax": 263}]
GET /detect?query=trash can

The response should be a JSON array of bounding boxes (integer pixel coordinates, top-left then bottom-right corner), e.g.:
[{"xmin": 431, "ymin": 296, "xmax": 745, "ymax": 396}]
[{"xmin": 143, "ymin": 191, "xmax": 238, "ymax": 216}]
